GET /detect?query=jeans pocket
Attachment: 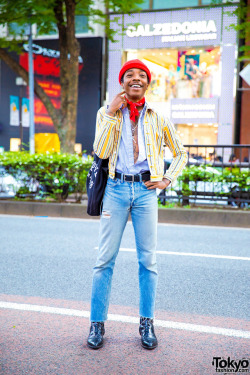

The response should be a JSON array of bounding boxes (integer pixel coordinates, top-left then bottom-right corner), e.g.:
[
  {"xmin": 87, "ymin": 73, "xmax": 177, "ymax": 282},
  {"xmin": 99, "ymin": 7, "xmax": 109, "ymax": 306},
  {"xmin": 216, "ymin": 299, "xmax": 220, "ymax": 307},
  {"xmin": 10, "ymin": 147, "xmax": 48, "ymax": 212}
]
[
  {"xmin": 107, "ymin": 177, "xmax": 120, "ymax": 187},
  {"xmin": 142, "ymin": 180, "xmax": 149, "ymax": 189}
]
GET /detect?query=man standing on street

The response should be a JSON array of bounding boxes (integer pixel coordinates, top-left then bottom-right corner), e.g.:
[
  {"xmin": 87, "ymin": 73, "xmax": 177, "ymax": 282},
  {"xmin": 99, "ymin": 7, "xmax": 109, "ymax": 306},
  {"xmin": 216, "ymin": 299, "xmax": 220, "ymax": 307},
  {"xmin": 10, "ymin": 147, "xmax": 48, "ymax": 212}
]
[{"xmin": 87, "ymin": 59, "xmax": 187, "ymax": 350}]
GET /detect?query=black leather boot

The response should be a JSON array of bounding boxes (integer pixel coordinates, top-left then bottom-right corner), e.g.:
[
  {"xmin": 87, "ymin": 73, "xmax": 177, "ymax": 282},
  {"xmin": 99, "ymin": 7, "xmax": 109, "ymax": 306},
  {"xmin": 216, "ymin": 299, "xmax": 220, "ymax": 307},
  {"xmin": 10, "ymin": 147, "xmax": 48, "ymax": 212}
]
[
  {"xmin": 139, "ymin": 317, "xmax": 158, "ymax": 350},
  {"xmin": 87, "ymin": 322, "xmax": 105, "ymax": 349}
]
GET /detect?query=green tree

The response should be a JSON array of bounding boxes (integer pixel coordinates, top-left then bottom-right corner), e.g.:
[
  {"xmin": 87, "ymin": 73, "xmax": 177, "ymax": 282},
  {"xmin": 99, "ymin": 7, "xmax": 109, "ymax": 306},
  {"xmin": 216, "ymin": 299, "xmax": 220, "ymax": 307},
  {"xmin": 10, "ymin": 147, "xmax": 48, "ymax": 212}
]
[
  {"xmin": 211, "ymin": 0, "xmax": 250, "ymax": 61},
  {"xmin": 0, "ymin": 0, "xmax": 143, "ymax": 153}
]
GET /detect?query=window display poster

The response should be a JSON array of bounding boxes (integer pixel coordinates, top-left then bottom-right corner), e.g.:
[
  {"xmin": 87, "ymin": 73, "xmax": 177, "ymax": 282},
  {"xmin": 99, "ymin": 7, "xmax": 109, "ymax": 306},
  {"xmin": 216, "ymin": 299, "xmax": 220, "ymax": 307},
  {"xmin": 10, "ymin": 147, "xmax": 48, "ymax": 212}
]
[
  {"xmin": 184, "ymin": 54, "xmax": 200, "ymax": 80},
  {"xmin": 19, "ymin": 49, "xmax": 83, "ymax": 128},
  {"xmin": 10, "ymin": 95, "xmax": 19, "ymax": 126},
  {"xmin": 184, "ymin": 55, "xmax": 200, "ymax": 98},
  {"xmin": 22, "ymin": 98, "xmax": 29, "ymax": 127}
]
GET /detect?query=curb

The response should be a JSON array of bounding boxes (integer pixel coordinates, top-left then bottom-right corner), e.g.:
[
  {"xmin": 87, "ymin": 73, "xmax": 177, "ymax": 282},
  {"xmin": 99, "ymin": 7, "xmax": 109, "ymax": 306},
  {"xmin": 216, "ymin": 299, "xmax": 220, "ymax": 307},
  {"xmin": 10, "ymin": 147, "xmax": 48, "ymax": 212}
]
[
  {"xmin": 158, "ymin": 207, "xmax": 250, "ymax": 228},
  {"xmin": 0, "ymin": 200, "xmax": 249, "ymax": 228}
]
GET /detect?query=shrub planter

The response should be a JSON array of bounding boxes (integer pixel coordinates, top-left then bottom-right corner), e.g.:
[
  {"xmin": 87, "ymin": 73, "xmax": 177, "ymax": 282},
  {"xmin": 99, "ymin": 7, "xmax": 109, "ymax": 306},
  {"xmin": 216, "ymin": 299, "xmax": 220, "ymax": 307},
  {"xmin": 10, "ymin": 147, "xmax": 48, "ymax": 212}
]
[{"xmin": 0, "ymin": 200, "xmax": 249, "ymax": 228}]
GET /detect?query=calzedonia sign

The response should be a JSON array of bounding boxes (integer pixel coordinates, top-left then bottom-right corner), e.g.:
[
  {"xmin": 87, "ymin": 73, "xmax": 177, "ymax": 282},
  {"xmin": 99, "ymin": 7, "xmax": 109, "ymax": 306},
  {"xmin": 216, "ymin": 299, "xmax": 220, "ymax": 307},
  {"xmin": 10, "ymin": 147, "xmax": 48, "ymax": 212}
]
[
  {"xmin": 126, "ymin": 20, "xmax": 217, "ymax": 42},
  {"xmin": 170, "ymin": 98, "xmax": 219, "ymax": 124}
]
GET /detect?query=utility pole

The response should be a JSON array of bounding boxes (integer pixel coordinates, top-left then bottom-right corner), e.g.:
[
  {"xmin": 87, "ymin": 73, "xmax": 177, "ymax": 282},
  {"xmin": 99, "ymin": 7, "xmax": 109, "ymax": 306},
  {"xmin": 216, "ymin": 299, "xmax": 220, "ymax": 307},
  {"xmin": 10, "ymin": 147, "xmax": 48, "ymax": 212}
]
[{"xmin": 28, "ymin": 22, "xmax": 35, "ymax": 154}]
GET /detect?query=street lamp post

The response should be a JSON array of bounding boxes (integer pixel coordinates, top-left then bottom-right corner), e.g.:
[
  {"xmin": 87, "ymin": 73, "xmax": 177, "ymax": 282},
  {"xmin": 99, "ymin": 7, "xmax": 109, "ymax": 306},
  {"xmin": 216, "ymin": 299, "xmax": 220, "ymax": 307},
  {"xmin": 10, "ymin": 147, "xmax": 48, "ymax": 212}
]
[
  {"xmin": 28, "ymin": 23, "xmax": 35, "ymax": 154},
  {"xmin": 15, "ymin": 77, "xmax": 27, "ymax": 151}
]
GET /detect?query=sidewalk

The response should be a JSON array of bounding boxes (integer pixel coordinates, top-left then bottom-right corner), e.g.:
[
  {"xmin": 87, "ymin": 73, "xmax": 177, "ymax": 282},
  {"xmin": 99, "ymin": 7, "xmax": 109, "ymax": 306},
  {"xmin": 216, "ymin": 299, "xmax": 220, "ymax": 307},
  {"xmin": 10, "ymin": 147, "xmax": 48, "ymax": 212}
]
[
  {"xmin": 0, "ymin": 200, "xmax": 249, "ymax": 228},
  {"xmin": 1, "ymin": 294, "xmax": 249, "ymax": 375}
]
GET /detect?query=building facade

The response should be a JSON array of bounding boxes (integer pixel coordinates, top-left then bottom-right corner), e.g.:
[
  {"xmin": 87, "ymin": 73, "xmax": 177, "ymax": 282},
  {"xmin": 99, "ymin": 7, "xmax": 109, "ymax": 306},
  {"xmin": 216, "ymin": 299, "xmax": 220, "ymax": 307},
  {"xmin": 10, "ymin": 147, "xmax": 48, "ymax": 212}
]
[
  {"xmin": 0, "ymin": 1, "xmax": 243, "ymax": 155},
  {"xmin": 108, "ymin": 4, "xmax": 238, "ymax": 157},
  {"xmin": 0, "ymin": 11, "xmax": 104, "ymax": 153}
]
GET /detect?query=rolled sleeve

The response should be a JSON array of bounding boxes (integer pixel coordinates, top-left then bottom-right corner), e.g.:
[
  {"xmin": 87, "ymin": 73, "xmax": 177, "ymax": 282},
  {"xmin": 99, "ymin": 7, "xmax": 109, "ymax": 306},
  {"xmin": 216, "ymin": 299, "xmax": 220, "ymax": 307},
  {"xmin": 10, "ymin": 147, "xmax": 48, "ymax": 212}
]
[
  {"xmin": 163, "ymin": 118, "xmax": 188, "ymax": 184},
  {"xmin": 93, "ymin": 107, "xmax": 117, "ymax": 159}
]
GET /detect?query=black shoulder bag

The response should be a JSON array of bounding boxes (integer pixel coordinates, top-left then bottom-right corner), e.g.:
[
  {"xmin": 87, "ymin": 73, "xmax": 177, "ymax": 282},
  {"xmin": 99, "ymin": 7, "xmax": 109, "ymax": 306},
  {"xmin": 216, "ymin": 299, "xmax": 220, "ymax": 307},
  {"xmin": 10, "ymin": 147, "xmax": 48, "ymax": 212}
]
[{"xmin": 86, "ymin": 154, "xmax": 109, "ymax": 216}]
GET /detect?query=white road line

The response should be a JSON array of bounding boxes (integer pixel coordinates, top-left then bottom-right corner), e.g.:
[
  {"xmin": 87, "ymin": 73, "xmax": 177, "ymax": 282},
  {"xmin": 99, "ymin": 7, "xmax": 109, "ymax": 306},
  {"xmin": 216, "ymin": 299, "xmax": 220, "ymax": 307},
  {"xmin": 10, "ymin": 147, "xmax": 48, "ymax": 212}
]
[
  {"xmin": 0, "ymin": 301, "xmax": 249, "ymax": 339},
  {"xmin": 0, "ymin": 214, "xmax": 249, "ymax": 231},
  {"xmin": 94, "ymin": 247, "xmax": 250, "ymax": 261},
  {"xmin": 158, "ymin": 222, "xmax": 250, "ymax": 231}
]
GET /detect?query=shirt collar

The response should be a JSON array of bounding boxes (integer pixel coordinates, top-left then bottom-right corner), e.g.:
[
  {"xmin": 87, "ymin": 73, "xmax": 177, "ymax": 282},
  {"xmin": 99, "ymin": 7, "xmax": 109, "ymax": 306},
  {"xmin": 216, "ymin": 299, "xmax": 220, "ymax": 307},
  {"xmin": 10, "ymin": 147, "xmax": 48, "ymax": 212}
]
[
  {"xmin": 120, "ymin": 100, "xmax": 154, "ymax": 113},
  {"xmin": 144, "ymin": 101, "xmax": 154, "ymax": 111}
]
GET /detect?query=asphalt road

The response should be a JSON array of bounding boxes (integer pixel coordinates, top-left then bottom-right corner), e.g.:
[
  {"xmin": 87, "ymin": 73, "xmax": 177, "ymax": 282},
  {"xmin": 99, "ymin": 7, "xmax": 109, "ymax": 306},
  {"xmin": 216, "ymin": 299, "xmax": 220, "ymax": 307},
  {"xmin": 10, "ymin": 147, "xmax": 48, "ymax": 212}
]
[{"xmin": 0, "ymin": 214, "xmax": 249, "ymax": 375}]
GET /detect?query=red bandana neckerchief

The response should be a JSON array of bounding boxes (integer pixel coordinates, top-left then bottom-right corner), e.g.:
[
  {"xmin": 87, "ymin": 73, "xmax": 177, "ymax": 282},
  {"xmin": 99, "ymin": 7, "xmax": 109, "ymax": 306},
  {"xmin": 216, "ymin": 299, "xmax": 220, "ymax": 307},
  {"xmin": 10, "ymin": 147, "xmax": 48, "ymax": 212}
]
[{"xmin": 125, "ymin": 97, "xmax": 145, "ymax": 122}]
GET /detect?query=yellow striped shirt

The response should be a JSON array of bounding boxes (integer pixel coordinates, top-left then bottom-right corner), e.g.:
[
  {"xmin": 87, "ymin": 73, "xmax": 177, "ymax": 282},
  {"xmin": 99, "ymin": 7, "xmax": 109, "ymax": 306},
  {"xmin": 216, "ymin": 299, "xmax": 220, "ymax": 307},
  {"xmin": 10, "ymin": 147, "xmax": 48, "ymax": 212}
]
[{"xmin": 94, "ymin": 104, "xmax": 187, "ymax": 184}]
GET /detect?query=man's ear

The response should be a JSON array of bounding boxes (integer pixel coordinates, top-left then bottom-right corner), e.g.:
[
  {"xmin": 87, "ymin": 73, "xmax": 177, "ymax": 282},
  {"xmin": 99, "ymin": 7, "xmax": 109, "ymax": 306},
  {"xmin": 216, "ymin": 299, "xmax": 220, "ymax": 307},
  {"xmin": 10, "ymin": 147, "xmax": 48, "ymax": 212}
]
[{"xmin": 120, "ymin": 82, "xmax": 124, "ymax": 89}]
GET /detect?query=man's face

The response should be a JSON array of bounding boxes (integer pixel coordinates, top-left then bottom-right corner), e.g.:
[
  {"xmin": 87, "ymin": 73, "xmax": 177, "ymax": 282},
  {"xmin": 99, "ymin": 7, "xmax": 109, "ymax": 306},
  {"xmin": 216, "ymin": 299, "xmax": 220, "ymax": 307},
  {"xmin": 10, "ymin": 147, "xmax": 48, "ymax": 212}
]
[{"xmin": 121, "ymin": 68, "xmax": 149, "ymax": 101}]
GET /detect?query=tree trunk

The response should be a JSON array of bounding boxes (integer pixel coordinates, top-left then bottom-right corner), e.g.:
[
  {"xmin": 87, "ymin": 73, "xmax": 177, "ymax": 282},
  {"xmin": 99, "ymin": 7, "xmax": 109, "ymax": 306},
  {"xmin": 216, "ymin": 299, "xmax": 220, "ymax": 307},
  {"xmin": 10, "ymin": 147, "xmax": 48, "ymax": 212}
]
[
  {"xmin": 0, "ymin": 0, "xmax": 80, "ymax": 154},
  {"xmin": 54, "ymin": 0, "xmax": 80, "ymax": 153}
]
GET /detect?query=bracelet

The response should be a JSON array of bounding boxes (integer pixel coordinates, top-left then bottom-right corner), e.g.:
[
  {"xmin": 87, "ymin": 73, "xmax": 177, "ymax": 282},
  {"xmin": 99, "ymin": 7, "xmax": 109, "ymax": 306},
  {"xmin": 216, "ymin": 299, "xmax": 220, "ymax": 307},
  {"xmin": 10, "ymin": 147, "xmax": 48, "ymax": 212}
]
[{"xmin": 105, "ymin": 107, "xmax": 115, "ymax": 117}]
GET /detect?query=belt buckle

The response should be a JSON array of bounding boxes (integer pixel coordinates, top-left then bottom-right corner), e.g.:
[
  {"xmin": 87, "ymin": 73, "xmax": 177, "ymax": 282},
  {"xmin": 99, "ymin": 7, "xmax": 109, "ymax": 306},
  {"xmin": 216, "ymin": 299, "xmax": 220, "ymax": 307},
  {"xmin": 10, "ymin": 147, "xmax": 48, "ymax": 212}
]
[{"xmin": 124, "ymin": 174, "xmax": 134, "ymax": 182}]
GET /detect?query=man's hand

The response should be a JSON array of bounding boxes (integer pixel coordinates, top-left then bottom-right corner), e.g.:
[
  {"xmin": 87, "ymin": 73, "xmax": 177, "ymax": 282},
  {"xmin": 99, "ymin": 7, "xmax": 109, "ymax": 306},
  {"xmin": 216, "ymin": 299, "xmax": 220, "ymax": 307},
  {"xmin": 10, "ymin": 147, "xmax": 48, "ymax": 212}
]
[
  {"xmin": 144, "ymin": 178, "xmax": 171, "ymax": 190},
  {"xmin": 106, "ymin": 91, "xmax": 127, "ymax": 116}
]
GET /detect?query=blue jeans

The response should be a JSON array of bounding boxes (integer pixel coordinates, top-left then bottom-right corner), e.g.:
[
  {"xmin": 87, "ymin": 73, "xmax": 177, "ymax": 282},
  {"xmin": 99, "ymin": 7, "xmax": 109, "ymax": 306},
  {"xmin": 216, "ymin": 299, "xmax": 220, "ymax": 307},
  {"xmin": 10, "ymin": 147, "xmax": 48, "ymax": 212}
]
[{"xmin": 90, "ymin": 176, "xmax": 158, "ymax": 322}]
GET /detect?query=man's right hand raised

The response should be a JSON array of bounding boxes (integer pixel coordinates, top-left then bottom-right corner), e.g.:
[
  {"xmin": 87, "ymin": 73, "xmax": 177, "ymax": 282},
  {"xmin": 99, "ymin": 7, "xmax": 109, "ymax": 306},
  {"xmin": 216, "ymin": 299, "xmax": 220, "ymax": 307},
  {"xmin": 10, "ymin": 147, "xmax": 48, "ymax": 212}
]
[{"xmin": 106, "ymin": 91, "xmax": 127, "ymax": 117}]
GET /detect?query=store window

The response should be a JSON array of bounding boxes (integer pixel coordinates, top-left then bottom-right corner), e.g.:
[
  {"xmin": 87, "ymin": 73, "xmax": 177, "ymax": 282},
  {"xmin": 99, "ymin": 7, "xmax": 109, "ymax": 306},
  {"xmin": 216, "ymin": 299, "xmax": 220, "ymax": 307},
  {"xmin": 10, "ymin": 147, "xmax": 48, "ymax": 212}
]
[
  {"xmin": 139, "ymin": 0, "xmax": 238, "ymax": 9},
  {"xmin": 201, "ymin": 0, "xmax": 214, "ymax": 3},
  {"xmin": 201, "ymin": 0, "xmax": 238, "ymax": 4},
  {"xmin": 139, "ymin": 0, "xmax": 218, "ymax": 9},
  {"xmin": 153, "ymin": 0, "xmax": 198, "ymax": 9},
  {"xmin": 35, "ymin": 15, "xmax": 88, "ymax": 36},
  {"xmin": 139, "ymin": 0, "xmax": 151, "ymax": 10},
  {"xmin": 176, "ymin": 123, "xmax": 218, "ymax": 145},
  {"xmin": 140, "ymin": 0, "xmax": 199, "ymax": 9},
  {"xmin": 126, "ymin": 47, "xmax": 221, "ymax": 101},
  {"xmin": 8, "ymin": 23, "xmax": 28, "ymax": 36},
  {"xmin": 75, "ymin": 15, "xmax": 88, "ymax": 34},
  {"xmin": 125, "ymin": 46, "xmax": 221, "ymax": 145},
  {"xmin": 10, "ymin": 138, "xmax": 21, "ymax": 152},
  {"xmin": 40, "ymin": 24, "xmax": 58, "ymax": 36}
]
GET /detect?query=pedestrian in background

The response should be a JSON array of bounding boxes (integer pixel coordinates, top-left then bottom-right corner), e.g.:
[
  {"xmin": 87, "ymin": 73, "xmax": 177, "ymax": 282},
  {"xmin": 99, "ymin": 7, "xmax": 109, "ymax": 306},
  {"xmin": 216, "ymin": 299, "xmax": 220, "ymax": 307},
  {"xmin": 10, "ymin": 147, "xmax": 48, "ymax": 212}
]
[{"xmin": 87, "ymin": 59, "xmax": 187, "ymax": 350}]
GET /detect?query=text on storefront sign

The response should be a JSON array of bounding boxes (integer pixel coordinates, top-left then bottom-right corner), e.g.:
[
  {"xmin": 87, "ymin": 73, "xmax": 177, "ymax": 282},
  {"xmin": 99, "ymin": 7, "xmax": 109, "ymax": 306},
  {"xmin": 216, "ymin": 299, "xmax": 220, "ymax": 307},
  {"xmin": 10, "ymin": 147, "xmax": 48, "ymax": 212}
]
[{"xmin": 126, "ymin": 20, "xmax": 217, "ymax": 42}]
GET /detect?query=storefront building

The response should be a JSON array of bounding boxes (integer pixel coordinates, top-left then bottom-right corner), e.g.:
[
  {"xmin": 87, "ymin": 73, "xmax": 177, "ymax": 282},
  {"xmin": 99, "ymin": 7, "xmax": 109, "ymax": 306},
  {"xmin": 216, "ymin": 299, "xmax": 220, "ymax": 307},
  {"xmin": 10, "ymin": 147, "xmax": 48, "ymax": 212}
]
[
  {"xmin": 0, "ymin": 13, "xmax": 104, "ymax": 153},
  {"xmin": 0, "ymin": 37, "xmax": 102, "ymax": 153},
  {"xmin": 108, "ymin": 5, "xmax": 238, "ymax": 154}
]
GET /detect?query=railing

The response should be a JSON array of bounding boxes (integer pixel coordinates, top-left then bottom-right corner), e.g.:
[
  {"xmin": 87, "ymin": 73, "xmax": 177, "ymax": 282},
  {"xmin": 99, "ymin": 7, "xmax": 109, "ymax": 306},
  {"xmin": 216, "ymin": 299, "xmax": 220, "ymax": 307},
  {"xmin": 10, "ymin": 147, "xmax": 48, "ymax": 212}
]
[{"xmin": 159, "ymin": 145, "xmax": 250, "ymax": 208}]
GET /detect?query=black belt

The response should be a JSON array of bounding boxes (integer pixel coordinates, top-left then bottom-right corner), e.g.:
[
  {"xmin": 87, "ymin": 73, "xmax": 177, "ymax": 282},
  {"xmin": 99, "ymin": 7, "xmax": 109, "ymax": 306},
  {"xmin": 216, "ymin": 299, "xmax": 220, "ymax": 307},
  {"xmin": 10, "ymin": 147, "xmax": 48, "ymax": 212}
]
[{"xmin": 115, "ymin": 171, "xmax": 151, "ymax": 182}]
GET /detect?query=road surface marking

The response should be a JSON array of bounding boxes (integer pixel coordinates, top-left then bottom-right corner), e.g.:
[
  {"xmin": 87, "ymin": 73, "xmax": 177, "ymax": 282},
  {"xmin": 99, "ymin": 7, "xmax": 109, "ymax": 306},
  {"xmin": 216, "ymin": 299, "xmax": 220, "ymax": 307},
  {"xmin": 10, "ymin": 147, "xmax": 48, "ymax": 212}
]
[
  {"xmin": 0, "ymin": 301, "xmax": 249, "ymax": 339},
  {"xmin": 94, "ymin": 247, "xmax": 250, "ymax": 261},
  {"xmin": 0, "ymin": 214, "xmax": 249, "ymax": 231}
]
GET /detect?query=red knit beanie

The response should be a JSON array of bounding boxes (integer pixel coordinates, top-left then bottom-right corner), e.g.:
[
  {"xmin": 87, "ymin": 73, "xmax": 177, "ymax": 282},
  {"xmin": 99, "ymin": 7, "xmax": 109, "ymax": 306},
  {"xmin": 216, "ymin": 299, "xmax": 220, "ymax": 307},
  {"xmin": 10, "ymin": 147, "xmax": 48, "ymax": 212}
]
[{"xmin": 119, "ymin": 59, "xmax": 151, "ymax": 84}]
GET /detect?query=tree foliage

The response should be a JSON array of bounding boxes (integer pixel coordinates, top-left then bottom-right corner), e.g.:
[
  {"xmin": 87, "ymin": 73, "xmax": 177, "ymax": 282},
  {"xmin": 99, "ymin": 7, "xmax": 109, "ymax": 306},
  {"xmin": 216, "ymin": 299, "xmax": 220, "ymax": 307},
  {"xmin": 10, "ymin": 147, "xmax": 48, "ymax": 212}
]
[
  {"xmin": 210, "ymin": 0, "xmax": 250, "ymax": 61},
  {"xmin": 0, "ymin": 0, "xmax": 143, "ymax": 153},
  {"xmin": 0, "ymin": 0, "xmax": 143, "ymax": 48}
]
